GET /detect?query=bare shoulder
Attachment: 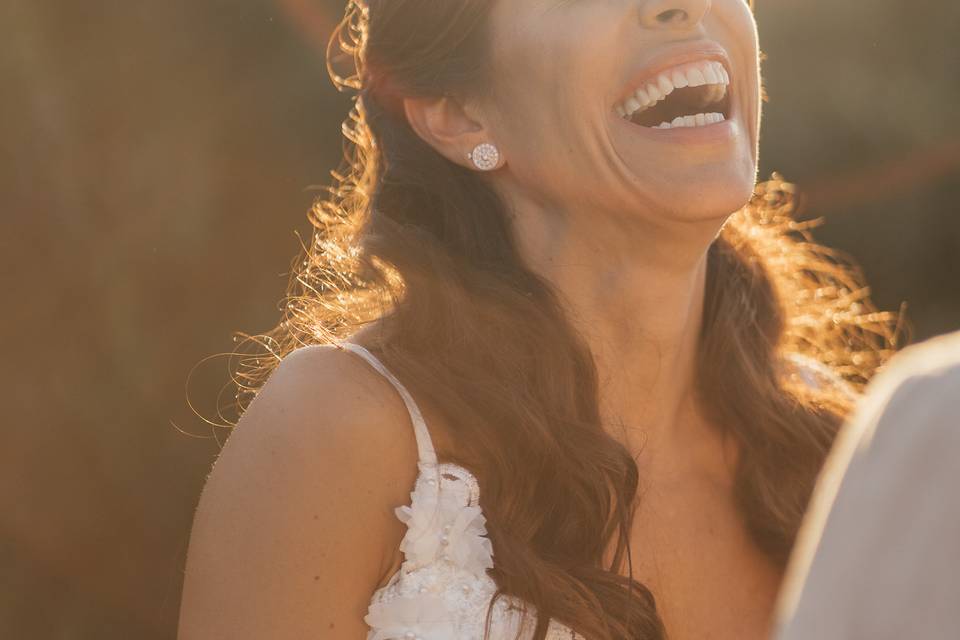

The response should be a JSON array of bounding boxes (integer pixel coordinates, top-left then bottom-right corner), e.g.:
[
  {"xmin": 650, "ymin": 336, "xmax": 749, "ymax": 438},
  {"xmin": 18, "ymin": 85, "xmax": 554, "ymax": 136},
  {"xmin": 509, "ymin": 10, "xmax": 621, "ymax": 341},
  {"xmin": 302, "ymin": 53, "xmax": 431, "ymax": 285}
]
[
  {"xmin": 206, "ymin": 343, "xmax": 421, "ymax": 513},
  {"xmin": 233, "ymin": 343, "xmax": 422, "ymax": 454},
  {"xmin": 178, "ymin": 343, "xmax": 420, "ymax": 639}
]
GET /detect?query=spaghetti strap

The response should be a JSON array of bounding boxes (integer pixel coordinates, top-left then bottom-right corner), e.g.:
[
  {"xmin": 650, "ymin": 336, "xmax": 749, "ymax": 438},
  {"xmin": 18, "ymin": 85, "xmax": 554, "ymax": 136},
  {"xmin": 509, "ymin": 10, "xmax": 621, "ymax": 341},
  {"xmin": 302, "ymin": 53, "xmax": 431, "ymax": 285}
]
[{"xmin": 339, "ymin": 341, "xmax": 439, "ymax": 466}]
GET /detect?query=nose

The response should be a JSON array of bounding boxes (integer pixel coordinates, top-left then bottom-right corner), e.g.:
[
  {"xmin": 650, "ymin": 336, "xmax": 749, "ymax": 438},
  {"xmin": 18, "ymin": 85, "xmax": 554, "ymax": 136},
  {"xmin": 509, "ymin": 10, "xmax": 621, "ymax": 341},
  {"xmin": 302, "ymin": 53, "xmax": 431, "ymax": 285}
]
[{"xmin": 639, "ymin": 0, "xmax": 711, "ymax": 29}]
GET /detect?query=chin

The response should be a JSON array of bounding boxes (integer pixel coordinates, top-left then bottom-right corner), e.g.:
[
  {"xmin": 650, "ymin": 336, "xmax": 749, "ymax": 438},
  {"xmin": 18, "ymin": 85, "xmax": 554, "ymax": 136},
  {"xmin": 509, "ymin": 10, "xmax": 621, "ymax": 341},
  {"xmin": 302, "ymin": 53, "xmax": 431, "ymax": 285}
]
[{"xmin": 643, "ymin": 157, "xmax": 758, "ymax": 222}]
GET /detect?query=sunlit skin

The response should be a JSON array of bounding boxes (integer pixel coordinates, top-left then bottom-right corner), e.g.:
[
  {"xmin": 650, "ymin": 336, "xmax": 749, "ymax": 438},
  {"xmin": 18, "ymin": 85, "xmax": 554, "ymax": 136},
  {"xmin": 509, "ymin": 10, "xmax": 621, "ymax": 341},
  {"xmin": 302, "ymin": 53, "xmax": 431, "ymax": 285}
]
[{"xmin": 402, "ymin": 1, "xmax": 781, "ymax": 638}]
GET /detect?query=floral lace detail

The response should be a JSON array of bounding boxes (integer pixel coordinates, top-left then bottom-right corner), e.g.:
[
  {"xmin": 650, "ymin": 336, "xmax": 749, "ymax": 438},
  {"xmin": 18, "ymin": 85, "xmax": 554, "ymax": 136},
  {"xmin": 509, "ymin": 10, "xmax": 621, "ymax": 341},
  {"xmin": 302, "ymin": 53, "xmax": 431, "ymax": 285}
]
[
  {"xmin": 365, "ymin": 461, "xmax": 581, "ymax": 640},
  {"xmin": 395, "ymin": 462, "xmax": 494, "ymax": 578}
]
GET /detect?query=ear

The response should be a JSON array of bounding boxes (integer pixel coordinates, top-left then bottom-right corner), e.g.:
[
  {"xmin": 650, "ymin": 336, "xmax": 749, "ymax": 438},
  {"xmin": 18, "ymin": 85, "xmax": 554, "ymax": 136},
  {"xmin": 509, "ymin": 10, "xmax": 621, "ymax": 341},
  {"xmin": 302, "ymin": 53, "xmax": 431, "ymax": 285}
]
[{"xmin": 403, "ymin": 94, "xmax": 502, "ymax": 170}]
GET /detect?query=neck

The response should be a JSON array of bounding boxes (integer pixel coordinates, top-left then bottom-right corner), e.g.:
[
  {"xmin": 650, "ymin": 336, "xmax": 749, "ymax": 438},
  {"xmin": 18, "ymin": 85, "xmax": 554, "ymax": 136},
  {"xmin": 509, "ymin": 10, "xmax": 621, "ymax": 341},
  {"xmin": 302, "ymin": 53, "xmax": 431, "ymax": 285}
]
[{"xmin": 510, "ymin": 196, "xmax": 723, "ymax": 461}]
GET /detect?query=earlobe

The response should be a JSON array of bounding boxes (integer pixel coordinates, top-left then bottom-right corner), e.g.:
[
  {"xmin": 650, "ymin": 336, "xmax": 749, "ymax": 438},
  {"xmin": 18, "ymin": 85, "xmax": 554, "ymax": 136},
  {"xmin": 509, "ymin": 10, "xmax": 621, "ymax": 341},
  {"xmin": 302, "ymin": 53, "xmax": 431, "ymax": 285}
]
[{"xmin": 402, "ymin": 95, "xmax": 501, "ymax": 170}]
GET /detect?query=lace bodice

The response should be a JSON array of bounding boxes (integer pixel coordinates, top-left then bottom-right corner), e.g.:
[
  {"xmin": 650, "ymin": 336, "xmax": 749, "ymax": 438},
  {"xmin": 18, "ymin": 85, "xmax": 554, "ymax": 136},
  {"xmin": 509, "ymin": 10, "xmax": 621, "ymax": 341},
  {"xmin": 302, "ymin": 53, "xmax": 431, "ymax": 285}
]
[{"xmin": 340, "ymin": 342, "xmax": 580, "ymax": 640}]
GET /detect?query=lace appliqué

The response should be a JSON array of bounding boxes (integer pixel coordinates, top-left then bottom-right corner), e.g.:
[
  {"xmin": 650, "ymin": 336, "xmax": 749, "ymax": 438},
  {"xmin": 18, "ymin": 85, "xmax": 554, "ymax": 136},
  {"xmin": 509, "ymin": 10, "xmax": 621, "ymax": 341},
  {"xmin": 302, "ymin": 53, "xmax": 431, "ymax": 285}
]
[
  {"xmin": 395, "ymin": 462, "xmax": 493, "ymax": 578},
  {"xmin": 364, "ymin": 462, "xmax": 580, "ymax": 639}
]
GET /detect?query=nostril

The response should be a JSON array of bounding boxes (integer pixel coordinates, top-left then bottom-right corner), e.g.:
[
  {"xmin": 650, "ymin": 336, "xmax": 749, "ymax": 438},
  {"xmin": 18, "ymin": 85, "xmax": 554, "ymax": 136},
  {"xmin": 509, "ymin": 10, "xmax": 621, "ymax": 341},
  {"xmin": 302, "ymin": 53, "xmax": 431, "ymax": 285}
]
[{"xmin": 656, "ymin": 9, "xmax": 688, "ymax": 24}]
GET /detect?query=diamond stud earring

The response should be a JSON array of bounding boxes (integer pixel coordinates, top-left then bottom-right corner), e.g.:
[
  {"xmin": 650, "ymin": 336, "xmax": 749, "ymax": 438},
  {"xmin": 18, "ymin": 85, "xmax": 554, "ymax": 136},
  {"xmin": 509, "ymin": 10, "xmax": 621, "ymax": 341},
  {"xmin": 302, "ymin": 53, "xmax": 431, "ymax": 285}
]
[{"xmin": 468, "ymin": 143, "xmax": 500, "ymax": 171}]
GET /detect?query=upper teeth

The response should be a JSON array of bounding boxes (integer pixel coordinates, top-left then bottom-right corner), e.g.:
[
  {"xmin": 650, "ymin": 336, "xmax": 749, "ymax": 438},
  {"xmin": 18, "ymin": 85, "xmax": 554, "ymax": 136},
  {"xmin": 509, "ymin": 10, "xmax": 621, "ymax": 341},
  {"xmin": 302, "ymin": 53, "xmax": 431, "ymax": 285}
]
[{"xmin": 615, "ymin": 59, "xmax": 730, "ymax": 120}]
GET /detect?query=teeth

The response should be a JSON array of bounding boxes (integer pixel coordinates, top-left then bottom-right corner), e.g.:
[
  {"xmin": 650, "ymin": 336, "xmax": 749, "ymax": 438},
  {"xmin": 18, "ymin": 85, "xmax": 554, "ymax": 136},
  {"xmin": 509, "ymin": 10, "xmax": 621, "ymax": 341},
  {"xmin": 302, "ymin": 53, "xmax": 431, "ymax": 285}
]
[
  {"xmin": 686, "ymin": 67, "xmax": 707, "ymax": 87},
  {"xmin": 657, "ymin": 74, "xmax": 674, "ymax": 96},
  {"xmin": 702, "ymin": 64, "xmax": 720, "ymax": 85},
  {"xmin": 616, "ymin": 59, "xmax": 731, "ymax": 120},
  {"xmin": 702, "ymin": 61, "xmax": 729, "ymax": 86},
  {"xmin": 655, "ymin": 112, "xmax": 725, "ymax": 129}
]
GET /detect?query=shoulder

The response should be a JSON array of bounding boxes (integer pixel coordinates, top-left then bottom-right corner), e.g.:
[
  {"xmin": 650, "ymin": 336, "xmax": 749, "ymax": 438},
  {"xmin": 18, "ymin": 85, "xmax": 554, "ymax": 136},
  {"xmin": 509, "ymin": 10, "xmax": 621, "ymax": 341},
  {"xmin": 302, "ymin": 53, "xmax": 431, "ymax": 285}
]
[
  {"xmin": 775, "ymin": 332, "xmax": 960, "ymax": 640},
  {"xmin": 871, "ymin": 329, "xmax": 960, "ymax": 391},
  {"xmin": 209, "ymin": 342, "xmax": 423, "ymax": 518},
  {"xmin": 229, "ymin": 343, "xmax": 421, "ymax": 468},
  {"xmin": 850, "ymin": 330, "xmax": 960, "ymax": 456},
  {"xmin": 179, "ymin": 342, "xmax": 420, "ymax": 638},
  {"xmin": 791, "ymin": 332, "xmax": 960, "ymax": 567}
]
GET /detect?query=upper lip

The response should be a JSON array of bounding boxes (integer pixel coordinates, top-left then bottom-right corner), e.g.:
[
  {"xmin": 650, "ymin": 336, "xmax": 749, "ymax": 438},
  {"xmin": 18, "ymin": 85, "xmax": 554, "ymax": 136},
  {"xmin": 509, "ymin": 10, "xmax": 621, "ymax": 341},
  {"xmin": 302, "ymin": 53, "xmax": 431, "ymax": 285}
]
[{"xmin": 614, "ymin": 41, "xmax": 733, "ymax": 107}]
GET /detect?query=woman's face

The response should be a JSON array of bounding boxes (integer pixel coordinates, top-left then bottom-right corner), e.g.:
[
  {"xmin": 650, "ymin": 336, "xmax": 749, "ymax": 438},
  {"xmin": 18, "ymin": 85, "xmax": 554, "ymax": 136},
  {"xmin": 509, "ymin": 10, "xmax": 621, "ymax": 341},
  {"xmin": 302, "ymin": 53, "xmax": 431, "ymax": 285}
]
[{"xmin": 480, "ymin": 0, "xmax": 760, "ymax": 225}]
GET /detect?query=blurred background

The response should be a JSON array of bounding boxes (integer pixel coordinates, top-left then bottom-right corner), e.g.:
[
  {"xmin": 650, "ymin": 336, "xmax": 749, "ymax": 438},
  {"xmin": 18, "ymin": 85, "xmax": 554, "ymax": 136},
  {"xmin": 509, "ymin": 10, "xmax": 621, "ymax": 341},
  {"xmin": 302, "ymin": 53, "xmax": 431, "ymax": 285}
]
[{"xmin": 2, "ymin": 0, "xmax": 957, "ymax": 637}]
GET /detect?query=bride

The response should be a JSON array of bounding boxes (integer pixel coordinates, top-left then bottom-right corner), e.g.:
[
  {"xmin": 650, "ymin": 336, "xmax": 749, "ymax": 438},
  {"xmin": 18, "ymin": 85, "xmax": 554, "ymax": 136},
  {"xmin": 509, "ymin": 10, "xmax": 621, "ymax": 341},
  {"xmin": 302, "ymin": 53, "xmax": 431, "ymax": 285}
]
[{"xmin": 178, "ymin": 0, "xmax": 898, "ymax": 638}]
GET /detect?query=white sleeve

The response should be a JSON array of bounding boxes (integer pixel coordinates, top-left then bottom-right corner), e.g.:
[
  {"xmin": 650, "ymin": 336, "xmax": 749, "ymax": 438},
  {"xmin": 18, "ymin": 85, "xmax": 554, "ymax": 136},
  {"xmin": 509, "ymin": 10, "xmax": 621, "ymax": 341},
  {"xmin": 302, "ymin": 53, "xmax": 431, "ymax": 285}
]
[{"xmin": 774, "ymin": 331, "xmax": 960, "ymax": 640}]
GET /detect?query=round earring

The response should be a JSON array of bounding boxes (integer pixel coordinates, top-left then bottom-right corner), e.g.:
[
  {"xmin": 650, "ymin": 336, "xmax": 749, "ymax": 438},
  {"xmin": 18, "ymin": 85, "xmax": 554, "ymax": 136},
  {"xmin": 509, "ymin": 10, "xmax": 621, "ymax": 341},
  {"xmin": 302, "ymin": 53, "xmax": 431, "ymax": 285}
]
[{"xmin": 467, "ymin": 143, "xmax": 500, "ymax": 171}]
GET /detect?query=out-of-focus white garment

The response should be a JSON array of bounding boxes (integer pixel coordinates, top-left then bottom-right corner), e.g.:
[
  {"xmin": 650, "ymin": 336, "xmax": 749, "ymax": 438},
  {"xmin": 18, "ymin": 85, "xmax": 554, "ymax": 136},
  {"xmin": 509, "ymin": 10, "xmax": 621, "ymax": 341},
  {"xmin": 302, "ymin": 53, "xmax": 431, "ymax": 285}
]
[
  {"xmin": 775, "ymin": 331, "xmax": 960, "ymax": 640},
  {"xmin": 340, "ymin": 342, "xmax": 580, "ymax": 640}
]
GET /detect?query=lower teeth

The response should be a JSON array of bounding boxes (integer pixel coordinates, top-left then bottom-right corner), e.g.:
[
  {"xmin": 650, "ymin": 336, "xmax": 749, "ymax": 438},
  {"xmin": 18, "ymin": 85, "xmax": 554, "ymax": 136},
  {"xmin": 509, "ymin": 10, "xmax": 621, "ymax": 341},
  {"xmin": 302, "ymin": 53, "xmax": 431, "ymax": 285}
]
[{"xmin": 654, "ymin": 112, "xmax": 725, "ymax": 129}]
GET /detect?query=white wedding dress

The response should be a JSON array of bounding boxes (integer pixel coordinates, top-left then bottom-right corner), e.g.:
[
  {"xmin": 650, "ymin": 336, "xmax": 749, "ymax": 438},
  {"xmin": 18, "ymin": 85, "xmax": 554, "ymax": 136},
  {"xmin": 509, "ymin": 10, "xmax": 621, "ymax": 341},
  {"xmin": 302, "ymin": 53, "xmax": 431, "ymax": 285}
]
[
  {"xmin": 340, "ymin": 342, "xmax": 853, "ymax": 639},
  {"xmin": 340, "ymin": 342, "xmax": 581, "ymax": 640}
]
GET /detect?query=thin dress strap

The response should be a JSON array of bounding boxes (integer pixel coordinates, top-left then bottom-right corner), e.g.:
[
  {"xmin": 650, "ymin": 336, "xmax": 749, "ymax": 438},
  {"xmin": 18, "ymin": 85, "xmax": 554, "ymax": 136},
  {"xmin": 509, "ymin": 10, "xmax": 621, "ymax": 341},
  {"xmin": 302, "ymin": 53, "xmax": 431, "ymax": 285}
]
[{"xmin": 339, "ymin": 341, "xmax": 439, "ymax": 466}]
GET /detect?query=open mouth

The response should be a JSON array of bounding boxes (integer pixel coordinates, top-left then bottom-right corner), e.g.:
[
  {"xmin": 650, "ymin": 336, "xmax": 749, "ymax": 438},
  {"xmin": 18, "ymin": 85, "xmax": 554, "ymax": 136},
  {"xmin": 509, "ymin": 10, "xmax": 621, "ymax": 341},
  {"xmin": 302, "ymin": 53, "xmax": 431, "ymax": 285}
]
[{"xmin": 614, "ymin": 59, "xmax": 732, "ymax": 130}]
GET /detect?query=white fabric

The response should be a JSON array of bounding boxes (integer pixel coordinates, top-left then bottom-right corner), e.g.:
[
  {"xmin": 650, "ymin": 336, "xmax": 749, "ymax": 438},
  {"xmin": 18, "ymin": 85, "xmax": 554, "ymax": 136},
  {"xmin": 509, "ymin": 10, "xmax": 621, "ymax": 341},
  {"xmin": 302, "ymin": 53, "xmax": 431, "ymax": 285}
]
[
  {"xmin": 340, "ymin": 342, "xmax": 580, "ymax": 640},
  {"xmin": 775, "ymin": 331, "xmax": 960, "ymax": 639},
  {"xmin": 342, "ymin": 342, "xmax": 851, "ymax": 639}
]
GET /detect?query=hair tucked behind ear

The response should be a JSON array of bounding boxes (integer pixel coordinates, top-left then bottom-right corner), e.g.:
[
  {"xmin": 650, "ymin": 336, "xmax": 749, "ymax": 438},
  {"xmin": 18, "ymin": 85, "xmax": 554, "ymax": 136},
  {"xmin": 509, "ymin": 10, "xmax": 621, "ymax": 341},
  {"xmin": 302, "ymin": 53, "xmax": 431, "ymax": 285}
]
[{"xmin": 211, "ymin": 0, "xmax": 904, "ymax": 637}]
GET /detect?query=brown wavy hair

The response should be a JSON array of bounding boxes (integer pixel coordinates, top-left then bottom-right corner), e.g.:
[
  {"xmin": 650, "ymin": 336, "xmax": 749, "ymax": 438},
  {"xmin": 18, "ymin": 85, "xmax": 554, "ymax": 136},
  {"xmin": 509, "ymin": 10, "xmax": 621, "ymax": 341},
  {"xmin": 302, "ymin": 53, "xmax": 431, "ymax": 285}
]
[{"xmin": 216, "ymin": 0, "xmax": 904, "ymax": 637}]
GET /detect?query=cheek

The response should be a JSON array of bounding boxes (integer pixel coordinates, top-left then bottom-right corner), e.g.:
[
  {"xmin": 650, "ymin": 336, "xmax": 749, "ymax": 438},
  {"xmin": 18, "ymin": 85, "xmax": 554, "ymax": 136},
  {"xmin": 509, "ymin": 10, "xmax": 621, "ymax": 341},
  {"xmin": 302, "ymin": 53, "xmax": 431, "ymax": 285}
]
[
  {"xmin": 489, "ymin": 96, "xmax": 586, "ymax": 209},
  {"xmin": 722, "ymin": 0, "xmax": 760, "ymax": 44},
  {"xmin": 484, "ymin": 17, "xmax": 623, "ymax": 200},
  {"xmin": 491, "ymin": 86, "xmax": 618, "ymax": 211},
  {"xmin": 722, "ymin": 2, "xmax": 762, "ymax": 135}
]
